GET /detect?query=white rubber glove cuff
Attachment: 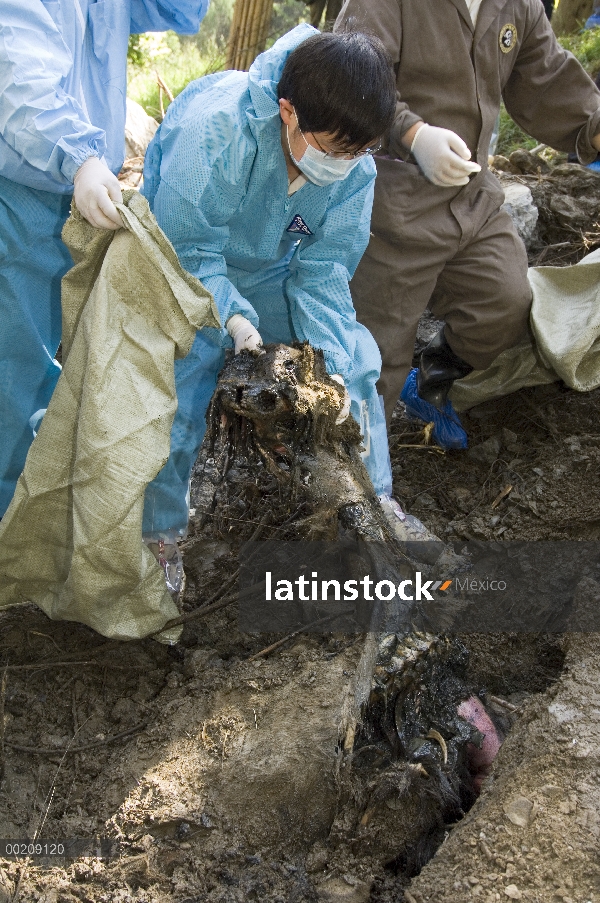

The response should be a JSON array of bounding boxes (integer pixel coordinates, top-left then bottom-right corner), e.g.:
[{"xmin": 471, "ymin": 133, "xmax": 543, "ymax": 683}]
[
  {"xmin": 409, "ymin": 122, "xmax": 428, "ymax": 153},
  {"xmin": 411, "ymin": 123, "xmax": 481, "ymax": 187},
  {"xmin": 226, "ymin": 314, "xmax": 264, "ymax": 354},
  {"xmin": 330, "ymin": 374, "xmax": 351, "ymax": 424}
]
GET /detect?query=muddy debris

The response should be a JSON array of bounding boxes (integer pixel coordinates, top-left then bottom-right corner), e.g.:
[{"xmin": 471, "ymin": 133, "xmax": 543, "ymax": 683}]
[
  {"xmin": 192, "ymin": 342, "xmax": 396, "ymax": 544},
  {"xmin": 405, "ymin": 634, "xmax": 600, "ymax": 903},
  {"xmin": 0, "ymin": 324, "xmax": 598, "ymax": 900},
  {"xmin": 491, "ymin": 161, "xmax": 600, "ymax": 265}
]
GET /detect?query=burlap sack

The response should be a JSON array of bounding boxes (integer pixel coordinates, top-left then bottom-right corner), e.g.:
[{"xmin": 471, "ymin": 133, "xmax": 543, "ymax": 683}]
[
  {"xmin": 451, "ymin": 248, "xmax": 600, "ymax": 410},
  {"xmin": 0, "ymin": 191, "xmax": 219, "ymax": 641}
]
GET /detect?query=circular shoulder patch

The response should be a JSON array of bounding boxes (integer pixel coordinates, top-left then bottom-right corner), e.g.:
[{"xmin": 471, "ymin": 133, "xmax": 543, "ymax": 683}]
[{"xmin": 499, "ymin": 23, "xmax": 518, "ymax": 53}]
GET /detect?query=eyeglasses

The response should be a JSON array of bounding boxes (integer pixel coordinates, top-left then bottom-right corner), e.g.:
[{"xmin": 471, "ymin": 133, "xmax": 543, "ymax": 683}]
[
  {"xmin": 311, "ymin": 135, "xmax": 383, "ymax": 160},
  {"xmin": 292, "ymin": 110, "xmax": 381, "ymax": 159}
]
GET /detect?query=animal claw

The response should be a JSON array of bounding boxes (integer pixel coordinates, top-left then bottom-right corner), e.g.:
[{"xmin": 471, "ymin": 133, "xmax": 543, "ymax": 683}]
[{"xmin": 426, "ymin": 729, "xmax": 448, "ymax": 765}]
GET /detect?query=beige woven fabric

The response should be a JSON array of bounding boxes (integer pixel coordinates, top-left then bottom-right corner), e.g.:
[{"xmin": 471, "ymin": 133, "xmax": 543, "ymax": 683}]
[
  {"xmin": 0, "ymin": 191, "xmax": 219, "ymax": 641},
  {"xmin": 451, "ymin": 248, "xmax": 600, "ymax": 410}
]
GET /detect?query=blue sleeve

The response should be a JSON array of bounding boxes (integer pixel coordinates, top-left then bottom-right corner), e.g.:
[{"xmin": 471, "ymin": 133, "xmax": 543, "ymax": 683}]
[
  {"xmin": 145, "ymin": 112, "xmax": 260, "ymax": 332},
  {"xmin": 0, "ymin": 0, "xmax": 105, "ymax": 184},
  {"xmin": 130, "ymin": 0, "xmax": 210, "ymax": 34},
  {"xmin": 286, "ymin": 172, "xmax": 375, "ymax": 380}
]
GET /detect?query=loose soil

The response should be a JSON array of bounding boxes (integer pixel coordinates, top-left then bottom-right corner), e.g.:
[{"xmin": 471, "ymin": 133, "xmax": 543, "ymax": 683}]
[{"xmin": 1, "ymin": 163, "xmax": 600, "ymax": 902}]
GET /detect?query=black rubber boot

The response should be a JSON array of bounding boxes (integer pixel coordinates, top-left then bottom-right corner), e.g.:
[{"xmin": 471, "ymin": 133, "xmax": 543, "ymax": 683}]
[{"xmin": 416, "ymin": 327, "xmax": 474, "ymax": 412}]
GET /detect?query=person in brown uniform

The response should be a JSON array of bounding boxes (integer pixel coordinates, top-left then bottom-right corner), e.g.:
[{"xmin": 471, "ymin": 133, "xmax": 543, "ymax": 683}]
[{"xmin": 334, "ymin": 0, "xmax": 600, "ymax": 443}]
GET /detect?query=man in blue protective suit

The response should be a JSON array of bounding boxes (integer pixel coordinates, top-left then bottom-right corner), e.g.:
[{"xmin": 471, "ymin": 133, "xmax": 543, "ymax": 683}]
[
  {"xmin": 140, "ymin": 25, "xmax": 404, "ymax": 589},
  {"xmin": 0, "ymin": 0, "xmax": 209, "ymax": 519}
]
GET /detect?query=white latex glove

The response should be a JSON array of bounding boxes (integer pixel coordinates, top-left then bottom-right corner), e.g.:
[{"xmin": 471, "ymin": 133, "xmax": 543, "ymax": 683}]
[
  {"xmin": 411, "ymin": 123, "xmax": 481, "ymax": 187},
  {"xmin": 73, "ymin": 156, "xmax": 123, "ymax": 229},
  {"xmin": 330, "ymin": 374, "xmax": 351, "ymax": 424},
  {"xmin": 226, "ymin": 314, "xmax": 264, "ymax": 354}
]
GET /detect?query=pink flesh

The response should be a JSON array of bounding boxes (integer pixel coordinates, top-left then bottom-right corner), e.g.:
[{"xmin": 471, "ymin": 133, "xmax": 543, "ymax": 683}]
[{"xmin": 458, "ymin": 696, "xmax": 502, "ymax": 791}]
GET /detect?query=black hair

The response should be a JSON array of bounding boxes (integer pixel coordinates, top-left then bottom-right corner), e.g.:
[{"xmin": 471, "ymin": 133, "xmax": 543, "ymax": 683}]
[{"xmin": 277, "ymin": 31, "xmax": 396, "ymax": 153}]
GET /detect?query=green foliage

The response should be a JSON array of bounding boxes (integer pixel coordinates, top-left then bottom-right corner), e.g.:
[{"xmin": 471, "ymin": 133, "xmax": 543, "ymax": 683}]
[
  {"xmin": 560, "ymin": 26, "xmax": 600, "ymax": 77},
  {"xmin": 496, "ymin": 106, "xmax": 538, "ymax": 157},
  {"xmin": 268, "ymin": 0, "xmax": 310, "ymax": 45},
  {"xmin": 127, "ymin": 35, "xmax": 146, "ymax": 67},
  {"xmin": 497, "ymin": 29, "xmax": 600, "ymax": 155},
  {"xmin": 127, "ymin": 5, "xmax": 600, "ymax": 157},
  {"xmin": 127, "ymin": 0, "xmax": 310, "ymax": 118},
  {"xmin": 181, "ymin": 0, "xmax": 235, "ymax": 67},
  {"xmin": 127, "ymin": 36, "xmax": 209, "ymax": 120}
]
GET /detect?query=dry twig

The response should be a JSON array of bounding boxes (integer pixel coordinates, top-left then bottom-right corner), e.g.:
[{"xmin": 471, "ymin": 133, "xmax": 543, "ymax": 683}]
[
  {"xmin": 5, "ymin": 722, "xmax": 147, "ymax": 756},
  {"xmin": 247, "ymin": 610, "xmax": 354, "ymax": 662},
  {"xmin": 491, "ymin": 484, "xmax": 513, "ymax": 509},
  {"xmin": 155, "ymin": 70, "xmax": 174, "ymax": 120},
  {"xmin": 489, "ymin": 694, "xmax": 520, "ymax": 713}
]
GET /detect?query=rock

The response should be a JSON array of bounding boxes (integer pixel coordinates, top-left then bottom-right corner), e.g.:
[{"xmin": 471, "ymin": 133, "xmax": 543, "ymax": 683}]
[
  {"xmin": 508, "ymin": 149, "xmax": 550, "ymax": 175},
  {"xmin": 111, "ymin": 697, "xmax": 138, "ymax": 724},
  {"xmin": 503, "ymin": 796, "xmax": 534, "ymax": 827},
  {"xmin": 539, "ymin": 784, "xmax": 563, "ymax": 798},
  {"xmin": 501, "ymin": 428, "xmax": 519, "ymax": 450},
  {"xmin": 306, "ymin": 845, "xmax": 329, "ymax": 873},
  {"xmin": 548, "ymin": 701, "xmax": 580, "ymax": 726},
  {"xmin": 452, "ymin": 487, "xmax": 472, "ymax": 504},
  {"xmin": 468, "ymin": 436, "xmax": 501, "ymax": 466},
  {"xmin": 491, "ymin": 154, "xmax": 521, "ymax": 175},
  {"xmin": 504, "ymin": 884, "xmax": 522, "ymax": 899},
  {"xmin": 112, "ymin": 854, "xmax": 149, "ymax": 889},
  {"xmin": 38, "ymin": 893, "xmax": 58, "ymax": 903},
  {"xmin": 549, "ymin": 193, "xmax": 594, "ymax": 231},
  {"xmin": 73, "ymin": 862, "xmax": 94, "ymax": 882},
  {"xmin": 183, "ymin": 647, "xmax": 223, "ymax": 677},
  {"xmin": 417, "ymin": 492, "xmax": 438, "ymax": 509},
  {"xmin": 124, "ymin": 99, "xmax": 158, "ymax": 158},
  {"xmin": 317, "ymin": 876, "xmax": 372, "ymax": 903},
  {"xmin": 501, "ymin": 182, "xmax": 538, "ymax": 247}
]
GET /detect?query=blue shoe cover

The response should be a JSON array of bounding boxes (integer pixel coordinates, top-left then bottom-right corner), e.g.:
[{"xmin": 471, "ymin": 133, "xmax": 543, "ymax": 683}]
[{"xmin": 400, "ymin": 369, "xmax": 468, "ymax": 450}]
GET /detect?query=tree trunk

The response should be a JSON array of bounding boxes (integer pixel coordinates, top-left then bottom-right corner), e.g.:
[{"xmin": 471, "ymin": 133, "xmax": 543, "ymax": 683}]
[
  {"xmin": 226, "ymin": 0, "xmax": 275, "ymax": 71},
  {"xmin": 309, "ymin": 0, "xmax": 343, "ymax": 30},
  {"xmin": 552, "ymin": 0, "xmax": 593, "ymax": 34}
]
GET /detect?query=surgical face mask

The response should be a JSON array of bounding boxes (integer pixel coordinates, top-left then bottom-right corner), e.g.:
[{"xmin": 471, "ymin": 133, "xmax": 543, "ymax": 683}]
[{"xmin": 286, "ymin": 122, "xmax": 362, "ymax": 187}]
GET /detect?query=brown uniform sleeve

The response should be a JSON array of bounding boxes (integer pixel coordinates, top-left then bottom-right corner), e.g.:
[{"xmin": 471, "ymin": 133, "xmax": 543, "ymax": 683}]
[
  {"xmin": 334, "ymin": 0, "xmax": 422, "ymax": 157},
  {"xmin": 503, "ymin": 2, "xmax": 600, "ymax": 162}
]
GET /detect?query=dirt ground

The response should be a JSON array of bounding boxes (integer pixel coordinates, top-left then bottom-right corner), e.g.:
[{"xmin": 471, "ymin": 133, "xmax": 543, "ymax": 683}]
[
  {"xmin": 1, "ymin": 376, "xmax": 598, "ymax": 902},
  {"xmin": 407, "ymin": 632, "xmax": 600, "ymax": 903},
  {"xmin": 390, "ymin": 382, "xmax": 600, "ymax": 544},
  {"xmin": 1, "ymin": 162, "xmax": 600, "ymax": 902}
]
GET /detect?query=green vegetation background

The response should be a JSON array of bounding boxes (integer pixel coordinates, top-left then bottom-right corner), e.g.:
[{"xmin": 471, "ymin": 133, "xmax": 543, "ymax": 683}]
[
  {"xmin": 127, "ymin": 0, "xmax": 309, "ymax": 122},
  {"xmin": 497, "ymin": 28, "xmax": 600, "ymax": 156},
  {"xmin": 127, "ymin": 2, "xmax": 600, "ymax": 157}
]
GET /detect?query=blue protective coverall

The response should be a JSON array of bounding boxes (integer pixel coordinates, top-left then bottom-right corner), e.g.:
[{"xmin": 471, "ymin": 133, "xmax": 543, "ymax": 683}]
[
  {"xmin": 0, "ymin": 0, "xmax": 209, "ymax": 517},
  {"xmin": 141, "ymin": 24, "xmax": 393, "ymax": 535}
]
